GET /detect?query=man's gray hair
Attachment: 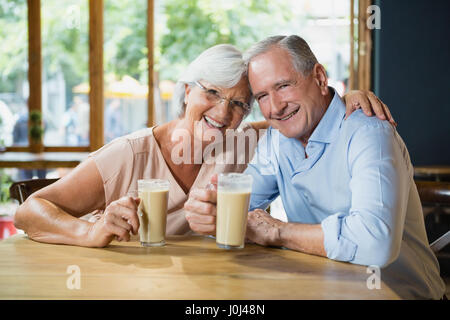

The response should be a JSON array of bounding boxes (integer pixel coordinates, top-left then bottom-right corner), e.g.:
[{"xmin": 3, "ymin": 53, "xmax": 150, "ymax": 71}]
[
  {"xmin": 172, "ymin": 44, "xmax": 248, "ymax": 116},
  {"xmin": 243, "ymin": 35, "xmax": 318, "ymax": 77}
]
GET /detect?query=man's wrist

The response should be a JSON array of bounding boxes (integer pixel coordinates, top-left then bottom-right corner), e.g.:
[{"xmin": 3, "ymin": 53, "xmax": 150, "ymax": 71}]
[{"xmin": 275, "ymin": 222, "xmax": 287, "ymax": 247}]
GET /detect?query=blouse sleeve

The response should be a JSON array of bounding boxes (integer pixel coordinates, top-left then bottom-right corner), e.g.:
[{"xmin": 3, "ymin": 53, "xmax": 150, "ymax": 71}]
[{"xmin": 88, "ymin": 137, "xmax": 135, "ymax": 206}]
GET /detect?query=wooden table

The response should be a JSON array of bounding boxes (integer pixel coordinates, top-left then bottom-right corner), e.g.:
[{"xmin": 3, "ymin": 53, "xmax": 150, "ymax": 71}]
[
  {"xmin": 0, "ymin": 234, "xmax": 400, "ymax": 300},
  {"xmin": 0, "ymin": 152, "xmax": 89, "ymax": 169}
]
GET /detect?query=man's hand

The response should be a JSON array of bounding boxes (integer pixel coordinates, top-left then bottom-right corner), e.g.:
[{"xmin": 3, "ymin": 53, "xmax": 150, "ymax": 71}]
[
  {"xmin": 184, "ymin": 175, "xmax": 218, "ymax": 235},
  {"xmin": 246, "ymin": 209, "xmax": 284, "ymax": 247},
  {"xmin": 343, "ymin": 90, "xmax": 396, "ymax": 126},
  {"xmin": 85, "ymin": 195, "xmax": 140, "ymax": 247}
]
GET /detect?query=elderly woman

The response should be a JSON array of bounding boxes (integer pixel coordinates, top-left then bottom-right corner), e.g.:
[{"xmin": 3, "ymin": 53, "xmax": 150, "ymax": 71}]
[{"xmin": 14, "ymin": 44, "xmax": 392, "ymax": 247}]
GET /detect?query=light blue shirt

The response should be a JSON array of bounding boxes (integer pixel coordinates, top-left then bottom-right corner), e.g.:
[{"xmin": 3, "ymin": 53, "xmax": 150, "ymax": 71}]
[{"xmin": 245, "ymin": 88, "xmax": 445, "ymax": 299}]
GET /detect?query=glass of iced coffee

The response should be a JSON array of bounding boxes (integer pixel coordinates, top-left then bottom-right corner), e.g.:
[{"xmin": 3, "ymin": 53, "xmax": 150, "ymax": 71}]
[
  {"xmin": 216, "ymin": 173, "xmax": 253, "ymax": 249},
  {"xmin": 137, "ymin": 179, "xmax": 170, "ymax": 247}
]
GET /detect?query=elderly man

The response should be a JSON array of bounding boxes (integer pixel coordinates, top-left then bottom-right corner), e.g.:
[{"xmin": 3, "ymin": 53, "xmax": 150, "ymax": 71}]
[
  {"xmin": 187, "ymin": 35, "xmax": 446, "ymax": 300},
  {"xmin": 245, "ymin": 35, "xmax": 445, "ymax": 299}
]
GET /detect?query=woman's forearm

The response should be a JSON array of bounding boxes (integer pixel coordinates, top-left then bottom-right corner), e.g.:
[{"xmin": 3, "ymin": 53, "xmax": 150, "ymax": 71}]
[{"xmin": 14, "ymin": 196, "xmax": 92, "ymax": 247}]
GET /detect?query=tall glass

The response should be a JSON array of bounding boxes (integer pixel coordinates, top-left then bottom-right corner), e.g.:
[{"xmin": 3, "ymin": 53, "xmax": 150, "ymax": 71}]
[
  {"xmin": 216, "ymin": 173, "xmax": 253, "ymax": 249},
  {"xmin": 137, "ymin": 179, "xmax": 170, "ymax": 247}
]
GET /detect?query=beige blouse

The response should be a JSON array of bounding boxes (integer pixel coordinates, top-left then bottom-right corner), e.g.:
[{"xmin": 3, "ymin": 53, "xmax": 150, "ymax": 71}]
[{"xmin": 88, "ymin": 124, "xmax": 255, "ymax": 235}]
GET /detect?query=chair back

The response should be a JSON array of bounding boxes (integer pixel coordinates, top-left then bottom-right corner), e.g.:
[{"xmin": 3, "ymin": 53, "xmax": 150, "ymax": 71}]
[
  {"xmin": 415, "ymin": 180, "xmax": 450, "ymax": 253},
  {"xmin": 415, "ymin": 181, "xmax": 450, "ymax": 207},
  {"xmin": 9, "ymin": 179, "xmax": 59, "ymax": 204}
]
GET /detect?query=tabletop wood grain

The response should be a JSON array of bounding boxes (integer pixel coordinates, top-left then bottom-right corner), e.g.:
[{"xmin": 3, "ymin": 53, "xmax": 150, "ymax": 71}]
[{"xmin": 0, "ymin": 234, "xmax": 400, "ymax": 300}]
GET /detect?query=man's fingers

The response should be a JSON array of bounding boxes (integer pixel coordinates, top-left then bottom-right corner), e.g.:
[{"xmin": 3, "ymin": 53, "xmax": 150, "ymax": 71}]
[
  {"xmin": 185, "ymin": 211, "xmax": 216, "ymax": 225},
  {"xmin": 133, "ymin": 197, "xmax": 141, "ymax": 206},
  {"xmin": 119, "ymin": 196, "xmax": 140, "ymax": 211},
  {"xmin": 190, "ymin": 223, "xmax": 215, "ymax": 235},
  {"xmin": 210, "ymin": 174, "xmax": 218, "ymax": 186},
  {"xmin": 184, "ymin": 198, "xmax": 216, "ymax": 216},
  {"xmin": 189, "ymin": 188, "xmax": 217, "ymax": 204}
]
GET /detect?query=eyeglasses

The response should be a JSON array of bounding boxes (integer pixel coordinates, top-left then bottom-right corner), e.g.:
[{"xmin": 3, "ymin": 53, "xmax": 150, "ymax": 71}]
[{"xmin": 194, "ymin": 81, "xmax": 251, "ymax": 115}]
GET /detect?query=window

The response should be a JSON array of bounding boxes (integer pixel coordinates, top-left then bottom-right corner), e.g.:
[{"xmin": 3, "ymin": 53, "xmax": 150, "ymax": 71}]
[
  {"xmin": 42, "ymin": 0, "xmax": 90, "ymax": 146},
  {"xmin": 104, "ymin": 0, "xmax": 148, "ymax": 143},
  {"xmin": 0, "ymin": 0, "xmax": 28, "ymax": 148}
]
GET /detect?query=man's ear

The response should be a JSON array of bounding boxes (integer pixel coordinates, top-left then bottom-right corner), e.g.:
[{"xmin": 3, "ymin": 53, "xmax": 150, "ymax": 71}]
[{"xmin": 312, "ymin": 63, "xmax": 329, "ymax": 95}]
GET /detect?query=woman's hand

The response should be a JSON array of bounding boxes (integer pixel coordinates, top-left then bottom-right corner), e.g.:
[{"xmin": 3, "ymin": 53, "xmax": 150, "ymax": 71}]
[
  {"xmin": 184, "ymin": 176, "xmax": 218, "ymax": 235},
  {"xmin": 86, "ymin": 196, "xmax": 140, "ymax": 247},
  {"xmin": 343, "ymin": 90, "xmax": 396, "ymax": 126}
]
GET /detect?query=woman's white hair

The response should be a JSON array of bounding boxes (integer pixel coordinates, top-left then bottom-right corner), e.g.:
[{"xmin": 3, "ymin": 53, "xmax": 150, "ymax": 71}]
[{"xmin": 172, "ymin": 44, "xmax": 248, "ymax": 116}]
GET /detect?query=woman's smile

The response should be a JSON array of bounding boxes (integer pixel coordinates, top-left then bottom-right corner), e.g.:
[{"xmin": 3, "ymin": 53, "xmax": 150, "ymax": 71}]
[{"xmin": 203, "ymin": 115, "xmax": 226, "ymax": 129}]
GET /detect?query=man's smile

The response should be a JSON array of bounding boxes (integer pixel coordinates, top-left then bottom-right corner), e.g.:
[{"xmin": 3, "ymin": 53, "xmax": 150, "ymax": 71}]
[{"xmin": 272, "ymin": 106, "xmax": 300, "ymax": 121}]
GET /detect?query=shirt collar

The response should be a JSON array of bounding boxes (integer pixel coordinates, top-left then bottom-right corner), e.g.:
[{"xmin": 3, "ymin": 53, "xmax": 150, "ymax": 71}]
[{"xmin": 308, "ymin": 87, "xmax": 346, "ymax": 144}]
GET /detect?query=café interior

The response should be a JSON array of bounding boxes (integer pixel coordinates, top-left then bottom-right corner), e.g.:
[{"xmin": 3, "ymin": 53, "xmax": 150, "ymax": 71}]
[{"xmin": 0, "ymin": 0, "xmax": 448, "ymax": 300}]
